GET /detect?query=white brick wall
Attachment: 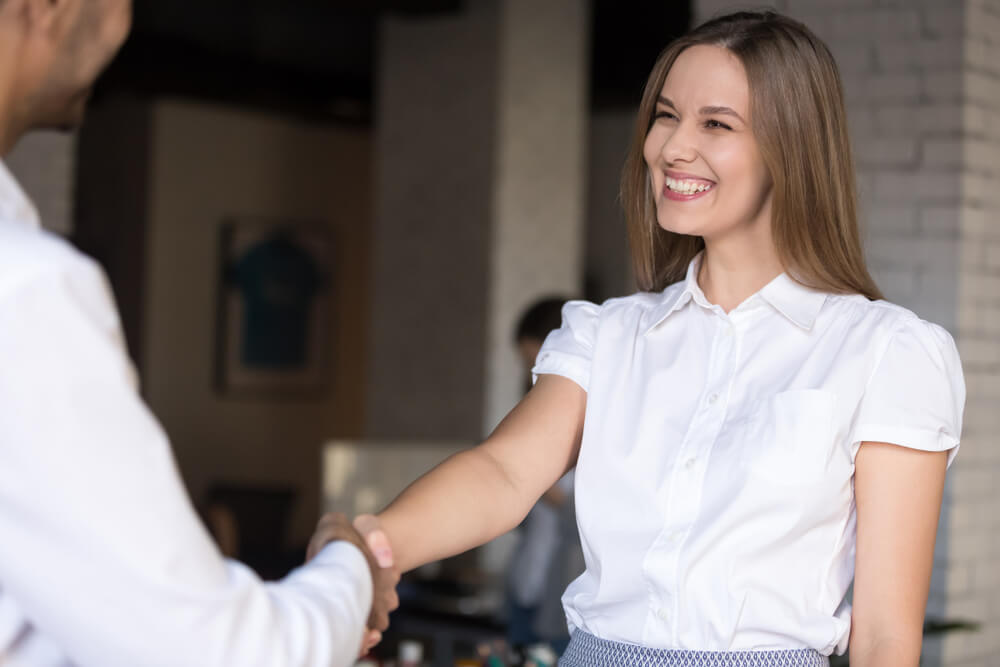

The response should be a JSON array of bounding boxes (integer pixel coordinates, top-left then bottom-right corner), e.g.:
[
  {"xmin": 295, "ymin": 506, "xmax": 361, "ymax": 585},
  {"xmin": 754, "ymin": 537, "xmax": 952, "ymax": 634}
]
[
  {"xmin": 695, "ymin": 1, "xmax": 998, "ymax": 664},
  {"xmin": 948, "ymin": 0, "xmax": 1000, "ymax": 664},
  {"xmin": 4, "ymin": 130, "xmax": 76, "ymax": 236}
]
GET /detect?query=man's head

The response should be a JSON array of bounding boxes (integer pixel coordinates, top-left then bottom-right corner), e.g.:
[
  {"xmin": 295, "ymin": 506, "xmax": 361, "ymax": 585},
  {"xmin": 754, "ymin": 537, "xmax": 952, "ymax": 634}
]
[
  {"xmin": 0, "ymin": 0, "xmax": 131, "ymax": 153},
  {"xmin": 514, "ymin": 296, "xmax": 569, "ymax": 379}
]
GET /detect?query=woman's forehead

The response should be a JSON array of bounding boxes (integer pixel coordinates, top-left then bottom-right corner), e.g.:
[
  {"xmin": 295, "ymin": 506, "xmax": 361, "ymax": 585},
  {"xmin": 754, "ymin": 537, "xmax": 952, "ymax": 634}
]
[{"xmin": 660, "ymin": 45, "xmax": 749, "ymax": 113}]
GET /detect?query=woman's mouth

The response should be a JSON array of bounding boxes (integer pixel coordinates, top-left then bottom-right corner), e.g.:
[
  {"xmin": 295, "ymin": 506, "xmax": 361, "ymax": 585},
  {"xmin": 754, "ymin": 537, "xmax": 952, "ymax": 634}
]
[{"xmin": 662, "ymin": 175, "xmax": 715, "ymax": 201}]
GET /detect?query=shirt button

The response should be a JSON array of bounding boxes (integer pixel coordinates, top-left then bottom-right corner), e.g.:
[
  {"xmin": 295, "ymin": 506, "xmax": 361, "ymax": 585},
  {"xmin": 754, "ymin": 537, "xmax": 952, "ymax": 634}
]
[
  {"xmin": 657, "ymin": 608, "xmax": 670, "ymax": 622},
  {"xmin": 725, "ymin": 326, "xmax": 734, "ymax": 337},
  {"xmin": 684, "ymin": 457, "xmax": 697, "ymax": 470},
  {"xmin": 707, "ymin": 393, "xmax": 719, "ymax": 405}
]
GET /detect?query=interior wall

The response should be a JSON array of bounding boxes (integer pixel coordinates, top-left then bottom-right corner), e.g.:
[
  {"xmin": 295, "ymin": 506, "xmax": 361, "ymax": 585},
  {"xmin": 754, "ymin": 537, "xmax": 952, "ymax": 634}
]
[
  {"xmin": 5, "ymin": 130, "xmax": 76, "ymax": 236},
  {"xmin": 585, "ymin": 108, "xmax": 635, "ymax": 302},
  {"xmin": 73, "ymin": 93, "xmax": 153, "ymax": 368},
  {"xmin": 143, "ymin": 100, "xmax": 372, "ymax": 545}
]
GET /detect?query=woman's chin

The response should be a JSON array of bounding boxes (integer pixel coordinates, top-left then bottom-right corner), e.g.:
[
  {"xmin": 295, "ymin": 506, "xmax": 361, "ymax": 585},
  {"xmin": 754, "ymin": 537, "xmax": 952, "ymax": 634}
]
[{"xmin": 656, "ymin": 216, "xmax": 704, "ymax": 238}]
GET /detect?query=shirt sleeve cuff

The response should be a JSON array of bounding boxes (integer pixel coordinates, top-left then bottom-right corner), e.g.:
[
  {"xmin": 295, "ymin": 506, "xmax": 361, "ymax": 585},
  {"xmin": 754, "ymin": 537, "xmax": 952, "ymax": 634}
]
[
  {"xmin": 851, "ymin": 424, "xmax": 961, "ymax": 468},
  {"xmin": 313, "ymin": 541, "xmax": 371, "ymax": 580},
  {"xmin": 310, "ymin": 540, "xmax": 373, "ymax": 611},
  {"xmin": 532, "ymin": 352, "xmax": 590, "ymax": 392}
]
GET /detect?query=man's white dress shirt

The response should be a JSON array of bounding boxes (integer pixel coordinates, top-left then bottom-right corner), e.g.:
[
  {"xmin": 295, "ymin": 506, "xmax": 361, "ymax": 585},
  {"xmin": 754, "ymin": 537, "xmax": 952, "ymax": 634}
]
[
  {"xmin": 0, "ymin": 162, "xmax": 371, "ymax": 667},
  {"xmin": 534, "ymin": 252, "xmax": 965, "ymax": 656}
]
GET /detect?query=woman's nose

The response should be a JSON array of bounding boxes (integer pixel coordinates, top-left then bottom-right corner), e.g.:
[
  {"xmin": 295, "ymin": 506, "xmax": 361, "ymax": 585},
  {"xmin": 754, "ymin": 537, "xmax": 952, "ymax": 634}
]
[{"xmin": 661, "ymin": 122, "xmax": 697, "ymax": 165}]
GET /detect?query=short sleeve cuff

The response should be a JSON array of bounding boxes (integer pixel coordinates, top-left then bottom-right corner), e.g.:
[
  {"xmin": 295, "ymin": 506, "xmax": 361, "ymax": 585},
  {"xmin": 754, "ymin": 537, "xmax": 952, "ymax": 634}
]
[
  {"xmin": 532, "ymin": 351, "xmax": 590, "ymax": 392},
  {"xmin": 312, "ymin": 540, "xmax": 371, "ymax": 581},
  {"xmin": 851, "ymin": 424, "xmax": 960, "ymax": 468}
]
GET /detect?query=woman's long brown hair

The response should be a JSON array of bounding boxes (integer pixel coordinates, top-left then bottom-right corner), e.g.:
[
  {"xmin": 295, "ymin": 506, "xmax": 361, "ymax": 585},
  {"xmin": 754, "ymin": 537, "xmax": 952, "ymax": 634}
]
[{"xmin": 622, "ymin": 10, "xmax": 882, "ymax": 299}]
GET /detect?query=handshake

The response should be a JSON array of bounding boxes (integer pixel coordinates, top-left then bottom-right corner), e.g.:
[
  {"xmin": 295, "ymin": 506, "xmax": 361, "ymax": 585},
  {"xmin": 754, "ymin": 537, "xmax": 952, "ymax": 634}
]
[{"xmin": 306, "ymin": 513, "xmax": 401, "ymax": 655}]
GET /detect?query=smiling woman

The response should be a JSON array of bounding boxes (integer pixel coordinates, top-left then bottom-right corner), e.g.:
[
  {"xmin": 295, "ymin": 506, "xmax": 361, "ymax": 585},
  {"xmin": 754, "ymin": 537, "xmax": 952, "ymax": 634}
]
[
  {"xmin": 622, "ymin": 12, "xmax": 880, "ymax": 301},
  {"xmin": 361, "ymin": 10, "xmax": 965, "ymax": 667}
]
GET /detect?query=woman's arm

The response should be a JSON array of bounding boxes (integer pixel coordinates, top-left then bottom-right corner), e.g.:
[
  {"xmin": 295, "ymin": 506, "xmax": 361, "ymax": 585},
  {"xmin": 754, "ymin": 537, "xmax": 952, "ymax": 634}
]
[
  {"xmin": 375, "ymin": 374, "xmax": 586, "ymax": 573},
  {"xmin": 850, "ymin": 441, "xmax": 948, "ymax": 667}
]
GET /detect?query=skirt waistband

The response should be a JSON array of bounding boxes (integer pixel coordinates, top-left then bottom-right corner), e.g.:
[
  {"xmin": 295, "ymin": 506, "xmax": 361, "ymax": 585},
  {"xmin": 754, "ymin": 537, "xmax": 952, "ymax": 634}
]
[{"xmin": 558, "ymin": 631, "xmax": 831, "ymax": 667}]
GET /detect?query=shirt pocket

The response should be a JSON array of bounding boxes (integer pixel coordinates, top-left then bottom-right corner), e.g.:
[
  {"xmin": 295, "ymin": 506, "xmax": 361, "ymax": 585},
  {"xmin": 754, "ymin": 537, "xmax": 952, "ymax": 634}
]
[{"xmin": 739, "ymin": 389, "xmax": 836, "ymax": 484}]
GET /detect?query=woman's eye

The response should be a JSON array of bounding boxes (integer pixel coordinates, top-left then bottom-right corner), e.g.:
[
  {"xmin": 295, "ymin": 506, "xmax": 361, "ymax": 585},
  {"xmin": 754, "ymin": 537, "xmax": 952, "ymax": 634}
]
[
  {"xmin": 654, "ymin": 110, "xmax": 677, "ymax": 121},
  {"xmin": 705, "ymin": 119, "xmax": 732, "ymax": 130}
]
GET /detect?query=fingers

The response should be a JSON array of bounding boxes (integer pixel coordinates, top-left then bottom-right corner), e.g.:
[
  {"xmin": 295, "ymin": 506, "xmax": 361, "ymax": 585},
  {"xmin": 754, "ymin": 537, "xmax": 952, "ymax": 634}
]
[
  {"xmin": 368, "ymin": 577, "xmax": 400, "ymax": 630},
  {"xmin": 306, "ymin": 512, "xmax": 351, "ymax": 562},
  {"xmin": 370, "ymin": 607, "xmax": 390, "ymax": 633},
  {"xmin": 388, "ymin": 586, "xmax": 400, "ymax": 610},
  {"xmin": 354, "ymin": 514, "xmax": 394, "ymax": 568},
  {"xmin": 360, "ymin": 629, "xmax": 382, "ymax": 656},
  {"xmin": 355, "ymin": 513, "xmax": 398, "ymax": 635}
]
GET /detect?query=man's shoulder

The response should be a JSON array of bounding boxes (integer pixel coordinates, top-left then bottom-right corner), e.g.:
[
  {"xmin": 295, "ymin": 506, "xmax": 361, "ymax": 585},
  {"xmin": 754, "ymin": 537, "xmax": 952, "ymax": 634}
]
[{"xmin": 0, "ymin": 221, "xmax": 96, "ymax": 300}]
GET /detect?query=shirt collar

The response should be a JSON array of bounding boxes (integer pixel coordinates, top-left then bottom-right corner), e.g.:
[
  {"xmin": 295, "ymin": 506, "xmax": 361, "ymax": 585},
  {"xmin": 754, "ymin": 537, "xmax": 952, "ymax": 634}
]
[
  {"xmin": 644, "ymin": 251, "xmax": 827, "ymax": 333},
  {"xmin": 643, "ymin": 252, "xmax": 708, "ymax": 334},
  {"xmin": 757, "ymin": 271, "xmax": 827, "ymax": 330},
  {"xmin": 0, "ymin": 161, "xmax": 41, "ymax": 230}
]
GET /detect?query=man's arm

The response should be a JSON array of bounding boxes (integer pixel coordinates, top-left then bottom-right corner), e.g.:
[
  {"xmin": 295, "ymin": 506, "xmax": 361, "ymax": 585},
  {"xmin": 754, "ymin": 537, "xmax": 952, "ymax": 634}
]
[{"xmin": 0, "ymin": 255, "xmax": 373, "ymax": 667}]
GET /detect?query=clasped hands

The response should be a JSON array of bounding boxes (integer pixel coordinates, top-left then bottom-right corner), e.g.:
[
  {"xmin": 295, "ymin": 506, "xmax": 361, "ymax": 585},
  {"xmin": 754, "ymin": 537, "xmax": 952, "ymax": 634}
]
[{"xmin": 306, "ymin": 513, "xmax": 398, "ymax": 655}]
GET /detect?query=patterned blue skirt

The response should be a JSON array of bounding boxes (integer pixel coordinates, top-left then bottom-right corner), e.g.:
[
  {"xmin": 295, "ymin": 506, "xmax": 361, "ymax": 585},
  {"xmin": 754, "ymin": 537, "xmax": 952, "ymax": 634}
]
[{"xmin": 559, "ymin": 631, "xmax": 830, "ymax": 667}]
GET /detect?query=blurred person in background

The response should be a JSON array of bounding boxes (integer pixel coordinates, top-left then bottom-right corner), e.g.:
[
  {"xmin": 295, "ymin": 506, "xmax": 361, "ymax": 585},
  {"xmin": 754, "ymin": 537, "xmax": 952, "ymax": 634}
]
[
  {"xmin": 0, "ymin": 1, "xmax": 395, "ymax": 664},
  {"xmin": 506, "ymin": 298, "xmax": 584, "ymax": 656}
]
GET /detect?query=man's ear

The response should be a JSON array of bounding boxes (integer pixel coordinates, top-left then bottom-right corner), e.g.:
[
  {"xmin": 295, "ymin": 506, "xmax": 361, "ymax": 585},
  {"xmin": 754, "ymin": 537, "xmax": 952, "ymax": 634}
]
[{"xmin": 19, "ymin": 0, "xmax": 71, "ymax": 38}]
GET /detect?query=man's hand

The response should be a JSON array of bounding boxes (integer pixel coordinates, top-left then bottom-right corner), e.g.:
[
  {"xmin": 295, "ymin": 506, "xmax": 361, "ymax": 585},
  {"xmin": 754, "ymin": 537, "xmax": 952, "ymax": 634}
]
[
  {"xmin": 353, "ymin": 514, "xmax": 398, "ymax": 653},
  {"xmin": 305, "ymin": 513, "xmax": 400, "ymax": 652}
]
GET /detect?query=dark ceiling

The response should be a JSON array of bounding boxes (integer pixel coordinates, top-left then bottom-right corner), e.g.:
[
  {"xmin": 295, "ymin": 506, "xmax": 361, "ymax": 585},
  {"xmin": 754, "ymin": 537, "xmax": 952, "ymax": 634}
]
[{"xmin": 97, "ymin": 0, "xmax": 689, "ymax": 123}]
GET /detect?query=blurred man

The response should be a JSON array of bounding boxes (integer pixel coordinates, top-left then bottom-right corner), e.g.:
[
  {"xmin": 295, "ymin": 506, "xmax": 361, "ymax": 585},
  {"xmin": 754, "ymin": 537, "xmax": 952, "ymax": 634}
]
[
  {"xmin": 0, "ymin": 1, "xmax": 395, "ymax": 665},
  {"xmin": 506, "ymin": 297, "xmax": 584, "ymax": 655}
]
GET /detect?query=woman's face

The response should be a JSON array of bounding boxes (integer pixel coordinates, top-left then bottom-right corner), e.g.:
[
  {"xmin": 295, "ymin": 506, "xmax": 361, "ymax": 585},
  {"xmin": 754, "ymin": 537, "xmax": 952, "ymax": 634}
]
[{"xmin": 643, "ymin": 45, "xmax": 773, "ymax": 243}]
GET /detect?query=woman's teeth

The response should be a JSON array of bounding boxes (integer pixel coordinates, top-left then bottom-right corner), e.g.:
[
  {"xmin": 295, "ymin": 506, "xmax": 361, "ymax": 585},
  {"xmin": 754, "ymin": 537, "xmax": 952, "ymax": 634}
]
[{"xmin": 666, "ymin": 177, "xmax": 713, "ymax": 194}]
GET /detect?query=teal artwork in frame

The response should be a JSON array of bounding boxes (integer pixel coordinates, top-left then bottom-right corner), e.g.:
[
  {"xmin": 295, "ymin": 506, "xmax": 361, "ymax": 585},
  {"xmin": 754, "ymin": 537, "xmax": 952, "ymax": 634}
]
[{"xmin": 215, "ymin": 217, "xmax": 334, "ymax": 398}]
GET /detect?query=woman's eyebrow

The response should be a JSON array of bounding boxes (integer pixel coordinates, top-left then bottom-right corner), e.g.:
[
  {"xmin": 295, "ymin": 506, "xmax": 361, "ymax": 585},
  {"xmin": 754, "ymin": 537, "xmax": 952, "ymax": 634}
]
[
  {"xmin": 656, "ymin": 96, "xmax": 745, "ymax": 123},
  {"xmin": 699, "ymin": 105, "xmax": 745, "ymax": 123}
]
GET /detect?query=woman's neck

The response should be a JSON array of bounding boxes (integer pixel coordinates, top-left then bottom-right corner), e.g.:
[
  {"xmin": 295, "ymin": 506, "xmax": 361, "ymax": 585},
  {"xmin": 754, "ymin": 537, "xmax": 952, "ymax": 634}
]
[{"xmin": 698, "ymin": 239, "xmax": 783, "ymax": 314}]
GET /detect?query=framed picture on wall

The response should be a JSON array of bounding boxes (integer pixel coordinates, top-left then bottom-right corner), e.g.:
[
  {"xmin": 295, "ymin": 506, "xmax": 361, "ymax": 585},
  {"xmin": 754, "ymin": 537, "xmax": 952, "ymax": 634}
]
[{"xmin": 215, "ymin": 217, "xmax": 334, "ymax": 398}]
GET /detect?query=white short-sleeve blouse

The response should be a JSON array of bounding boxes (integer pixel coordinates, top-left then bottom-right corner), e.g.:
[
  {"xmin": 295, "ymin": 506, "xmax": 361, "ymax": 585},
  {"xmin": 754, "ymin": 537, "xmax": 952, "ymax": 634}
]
[{"xmin": 533, "ymin": 253, "xmax": 965, "ymax": 656}]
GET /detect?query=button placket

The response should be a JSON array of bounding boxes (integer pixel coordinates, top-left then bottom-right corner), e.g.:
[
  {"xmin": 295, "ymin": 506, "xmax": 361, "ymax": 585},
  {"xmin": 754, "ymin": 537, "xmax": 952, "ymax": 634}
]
[{"xmin": 646, "ymin": 315, "xmax": 740, "ymax": 642}]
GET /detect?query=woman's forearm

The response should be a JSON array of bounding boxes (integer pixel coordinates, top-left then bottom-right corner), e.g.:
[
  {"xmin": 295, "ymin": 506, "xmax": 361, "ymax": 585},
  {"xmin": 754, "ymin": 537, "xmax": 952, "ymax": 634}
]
[
  {"xmin": 376, "ymin": 446, "xmax": 534, "ymax": 572},
  {"xmin": 849, "ymin": 634, "xmax": 920, "ymax": 667},
  {"xmin": 374, "ymin": 376, "xmax": 586, "ymax": 573}
]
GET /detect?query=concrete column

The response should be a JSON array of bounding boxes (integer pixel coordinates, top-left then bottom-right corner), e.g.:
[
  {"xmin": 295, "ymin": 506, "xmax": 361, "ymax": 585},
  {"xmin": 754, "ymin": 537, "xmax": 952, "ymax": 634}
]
[
  {"xmin": 368, "ymin": 0, "xmax": 590, "ymax": 438},
  {"xmin": 366, "ymin": 1, "xmax": 500, "ymax": 439},
  {"xmin": 483, "ymin": 0, "xmax": 590, "ymax": 433}
]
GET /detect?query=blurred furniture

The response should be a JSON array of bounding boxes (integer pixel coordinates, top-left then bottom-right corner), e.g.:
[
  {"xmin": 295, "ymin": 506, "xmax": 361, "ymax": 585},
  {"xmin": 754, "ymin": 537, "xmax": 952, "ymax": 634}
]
[{"xmin": 204, "ymin": 482, "xmax": 301, "ymax": 580}]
